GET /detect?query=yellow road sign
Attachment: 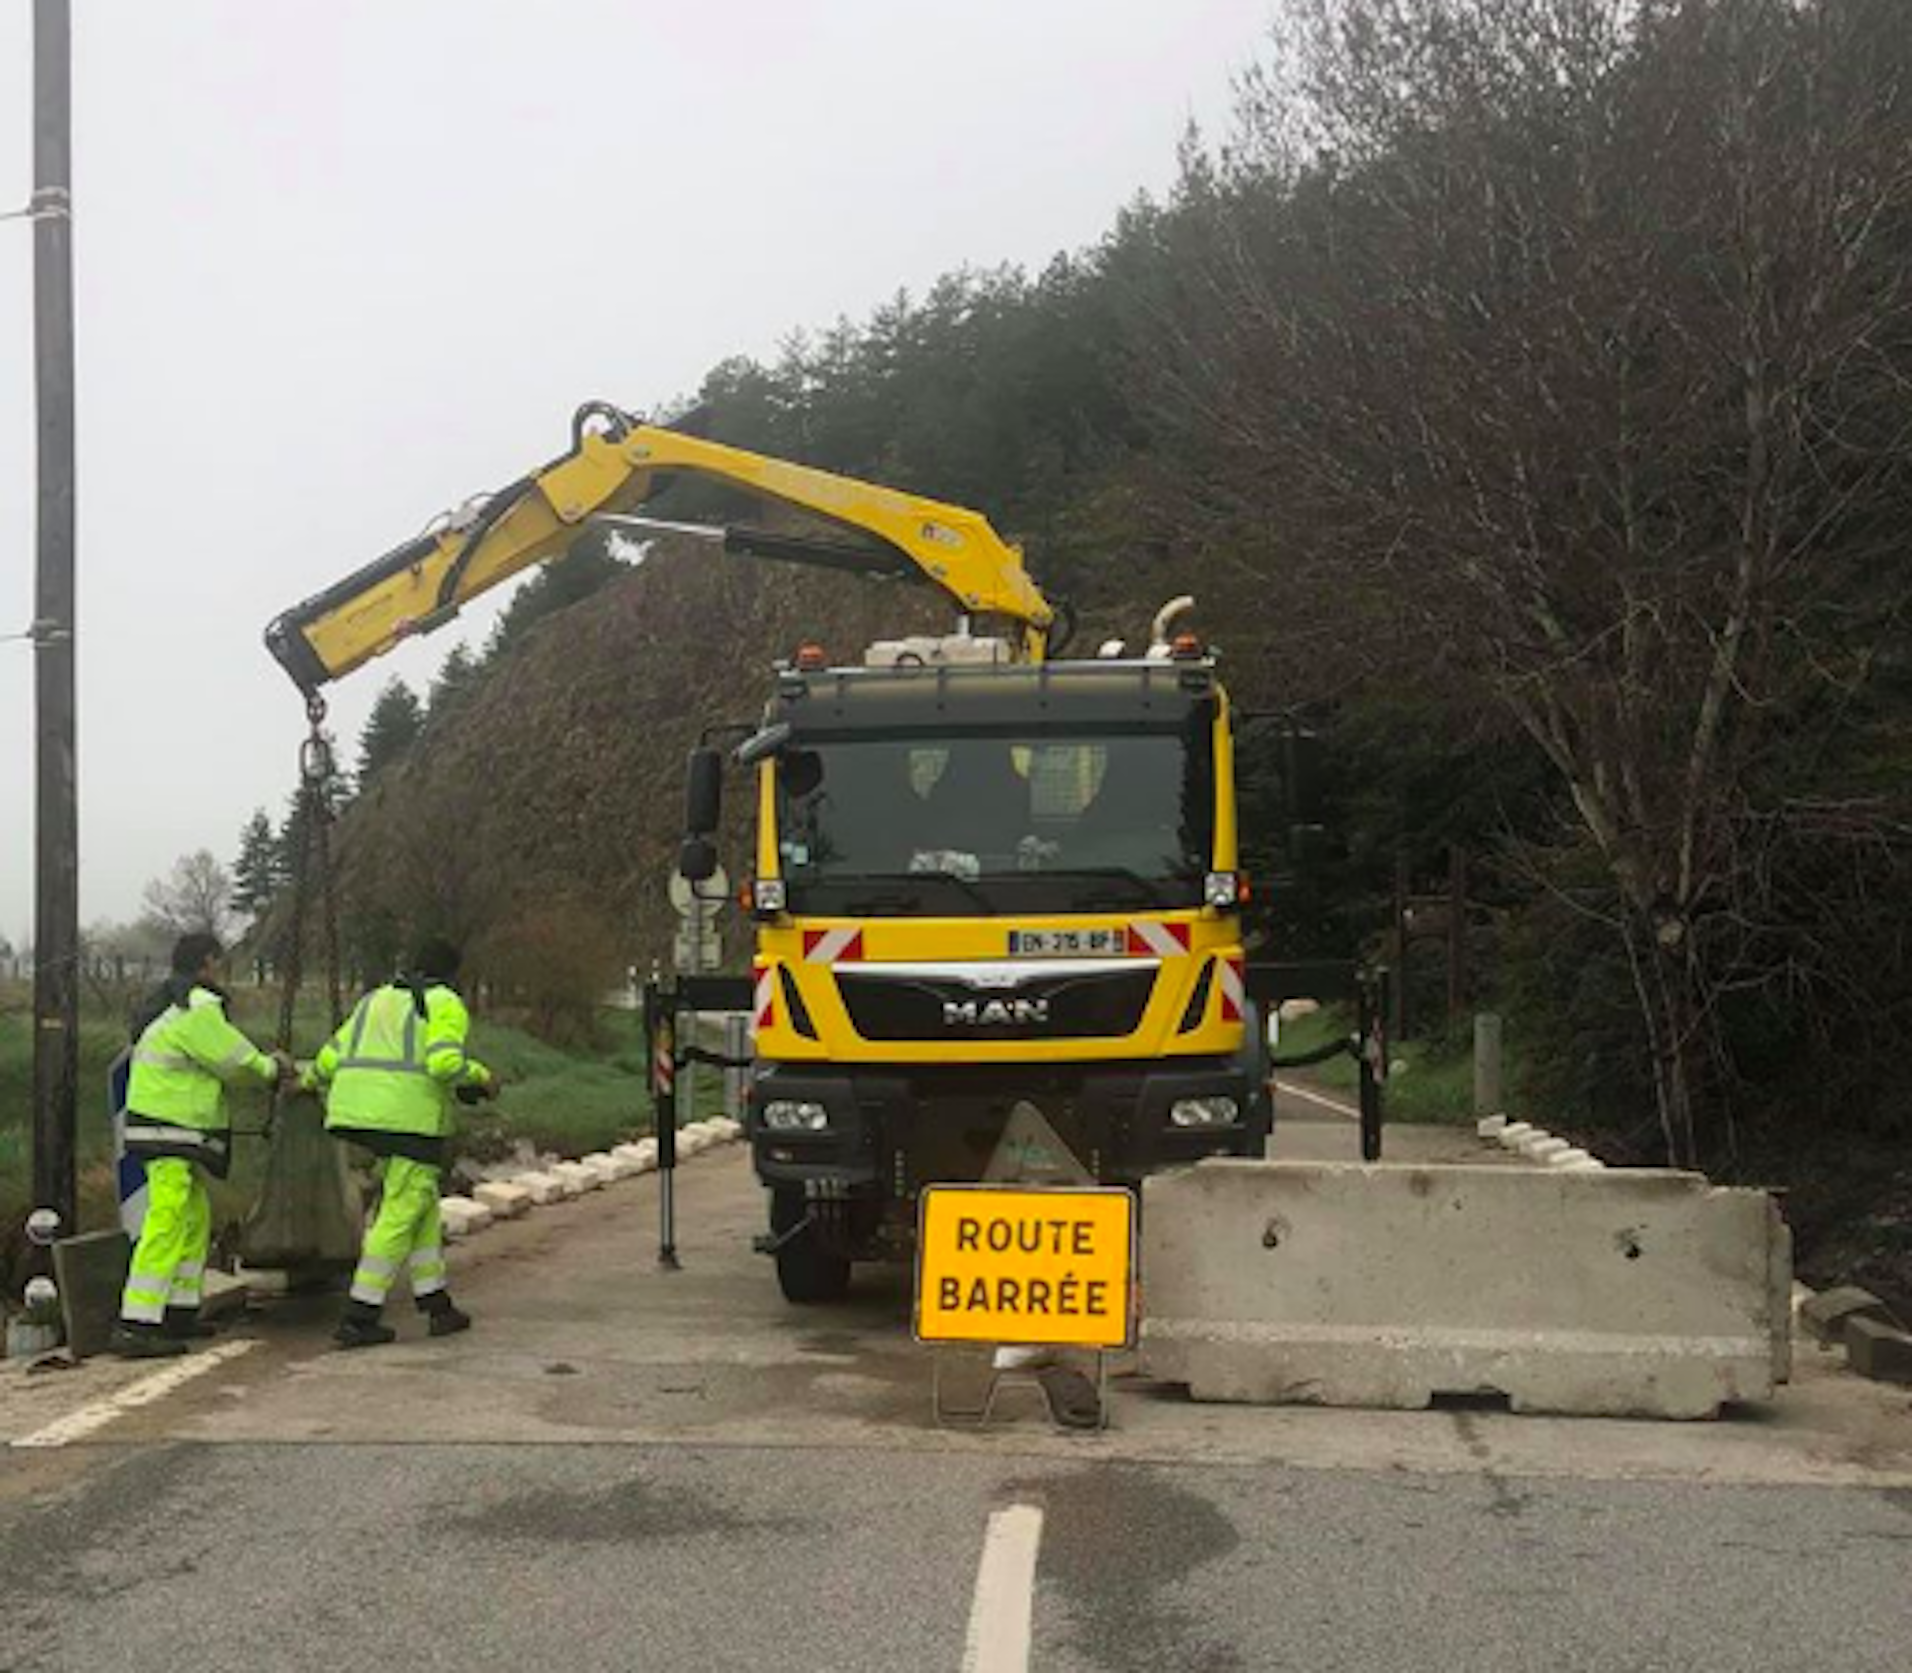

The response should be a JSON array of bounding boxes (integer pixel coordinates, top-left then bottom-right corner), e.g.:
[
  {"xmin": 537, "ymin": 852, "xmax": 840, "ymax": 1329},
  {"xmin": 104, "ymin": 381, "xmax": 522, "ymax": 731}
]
[{"xmin": 914, "ymin": 1184, "xmax": 1135, "ymax": 1349}]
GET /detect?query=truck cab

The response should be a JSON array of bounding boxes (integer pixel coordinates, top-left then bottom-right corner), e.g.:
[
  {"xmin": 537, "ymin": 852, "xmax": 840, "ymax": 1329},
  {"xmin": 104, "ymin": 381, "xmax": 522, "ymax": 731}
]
[{"xmin": 694, "ymin": 646, "xmax": 1271, "ymax": 1301}]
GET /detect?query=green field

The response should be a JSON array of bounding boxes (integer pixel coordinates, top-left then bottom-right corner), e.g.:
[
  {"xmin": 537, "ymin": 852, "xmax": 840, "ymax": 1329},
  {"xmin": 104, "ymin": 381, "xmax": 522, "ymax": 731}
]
[{"xmin": 0, "ymin": 983, "xmax": 684, "ymax": 1241}]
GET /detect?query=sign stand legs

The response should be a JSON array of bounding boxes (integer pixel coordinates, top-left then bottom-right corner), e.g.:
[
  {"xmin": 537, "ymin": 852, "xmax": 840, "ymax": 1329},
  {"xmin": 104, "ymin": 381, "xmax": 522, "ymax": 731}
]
[{"xmin": 932, "ymin": 1344, "xmax": 1111, "ymax": 1433}]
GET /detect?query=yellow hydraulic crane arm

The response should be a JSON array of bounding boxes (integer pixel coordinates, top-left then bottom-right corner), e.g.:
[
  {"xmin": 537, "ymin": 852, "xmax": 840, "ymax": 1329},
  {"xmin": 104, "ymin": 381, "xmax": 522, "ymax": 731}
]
[{"xmin": 265, "ymin": 402, "xmax": 1053, "ymax": 693}]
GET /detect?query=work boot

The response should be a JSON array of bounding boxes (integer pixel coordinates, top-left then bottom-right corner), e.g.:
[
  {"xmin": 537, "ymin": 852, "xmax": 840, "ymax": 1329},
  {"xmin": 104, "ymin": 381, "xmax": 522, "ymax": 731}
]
[
  {"xmin": 420, "ymin": 1292, "xmax": 472, "ymax": 1339},
  {"xmin": 162, "ymin": 1306, "xmax": 218, "ymax": 1342},
  {"xmin": 111, "ymin": 1322, "xmax": 187, "ymax": 1360},
  {"xmin": 333, "ymin": 1300, "xmax": 396, "ymax": 1350}
]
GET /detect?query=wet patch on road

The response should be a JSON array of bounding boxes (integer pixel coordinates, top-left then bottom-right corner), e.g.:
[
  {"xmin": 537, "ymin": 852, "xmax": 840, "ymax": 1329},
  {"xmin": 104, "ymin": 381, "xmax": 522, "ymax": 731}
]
[
  {"xmin": 1005, "ymin": 1461, "xmax": 1248, "ymax": 1673},
  {"xmin": 445, "ymin": 1464, "xmax": 793, "ymax": 1547}
]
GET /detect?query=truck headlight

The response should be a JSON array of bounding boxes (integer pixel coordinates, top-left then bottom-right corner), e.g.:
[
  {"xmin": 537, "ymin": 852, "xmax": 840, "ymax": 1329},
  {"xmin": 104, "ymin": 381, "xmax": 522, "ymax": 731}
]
[
  {"xmin": 1170, "ymin": 1095, "xmax": 1239, "ymax": 1128},
  {"xmin": 1204, "ymin": 871, "xmax": 1240, "ymax": 909},
  {"xmin": 762, "ymin": 1098, "xmax": 829, "ymax": 1131}
]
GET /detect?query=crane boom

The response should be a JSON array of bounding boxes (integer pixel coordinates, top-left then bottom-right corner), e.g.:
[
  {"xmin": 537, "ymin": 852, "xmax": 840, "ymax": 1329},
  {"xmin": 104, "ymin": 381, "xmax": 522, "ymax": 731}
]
[{"xmin": 265, "ymin": 403, "xmax": 1053, "ymax": 692}]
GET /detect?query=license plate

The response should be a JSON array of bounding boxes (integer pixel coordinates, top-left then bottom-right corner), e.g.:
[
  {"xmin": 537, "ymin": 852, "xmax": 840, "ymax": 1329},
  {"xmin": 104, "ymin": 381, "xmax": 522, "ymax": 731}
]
[{"xmin": 1008, "ymin": 928, "xmax": 1130, "ymax": 957}]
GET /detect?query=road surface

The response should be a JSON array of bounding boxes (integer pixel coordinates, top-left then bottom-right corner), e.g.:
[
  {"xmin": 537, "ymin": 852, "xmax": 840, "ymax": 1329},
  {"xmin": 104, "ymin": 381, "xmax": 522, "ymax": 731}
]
[{"xmin": 3, "ymin": 1117, "xmax": 1909, "ymax": 1672}]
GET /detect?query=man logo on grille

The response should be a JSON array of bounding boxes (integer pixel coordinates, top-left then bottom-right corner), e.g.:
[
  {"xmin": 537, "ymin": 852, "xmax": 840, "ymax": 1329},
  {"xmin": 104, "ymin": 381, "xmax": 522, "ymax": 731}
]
[{"xmin": 943, "ymin": 997, "xmax": 1051, "ymax": 1028}]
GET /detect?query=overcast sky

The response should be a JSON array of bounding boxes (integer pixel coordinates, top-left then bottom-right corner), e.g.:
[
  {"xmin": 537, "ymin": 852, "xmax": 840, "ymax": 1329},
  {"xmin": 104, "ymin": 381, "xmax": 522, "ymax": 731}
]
[{"xmin": 0, "ymin": 0, "xmax": 1273, "ymax": 943}]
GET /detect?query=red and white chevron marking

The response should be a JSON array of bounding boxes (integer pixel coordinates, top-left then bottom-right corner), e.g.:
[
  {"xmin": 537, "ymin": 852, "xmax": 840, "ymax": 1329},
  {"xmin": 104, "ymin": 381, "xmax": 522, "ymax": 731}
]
[
  {"xmin": 1128, "ymin": 919, "xmax": 1192, "ymax": 959},
  {"xmin": 1217, "ymin": 954, "xmax": 1247, "ymax": 1023},
  {"xmin": 803, "ymin": 927, "xmax": 865, "ymax": 964},
  {"xmin": 753, "ymin": 968, "xmax": 777, "ymax": 1031}
]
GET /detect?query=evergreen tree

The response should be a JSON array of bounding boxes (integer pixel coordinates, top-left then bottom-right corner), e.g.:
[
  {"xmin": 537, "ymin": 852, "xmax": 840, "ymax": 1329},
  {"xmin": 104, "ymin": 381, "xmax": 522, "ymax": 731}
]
[
  {"xmin": 426, "ymin": 641, "xmax": 482, "ymax": 722},
  {"xmin": 357, "ymin": 677, "xmax": 424, "ymax": 783},
  {"xmin": 231, "ymin": 808, "xmax": 279, "ymax": 921}
]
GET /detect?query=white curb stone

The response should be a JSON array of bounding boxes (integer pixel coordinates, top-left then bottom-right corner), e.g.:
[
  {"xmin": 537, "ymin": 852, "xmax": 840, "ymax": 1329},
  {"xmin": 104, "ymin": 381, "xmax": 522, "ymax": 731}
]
[
  {"xmin": 439, "ymin": 1197, "xmax": 493, "ymax": 1239},
  {"xmin": 710, "ymin": 1118, "xmax": 744, "ymax": 1142},
  {"xmin": 1476, "ymin": 1115, "xmax": 1508, "ymax": 1139},
  {"xmin": 551, "ymin": 1161, "xmax": 600, "ymax": 1193},
  {"xmin": 1496, "ymin": 1122, "xmax": 1535, "ymax": 1147},
  {"xmin": 474, "ymin": 1181, "xmax": 531, "ymax": 1219},
  {"xmin": 612, "ymin": 1142, "xmax": 657, "ymax": 1174},
  {"xmin": 513, "ymin": 1171, "xmax": 565, "ymax": 1206},
  {"xmin": 1520, "ymin": 1136, "xmax": 1571, "ymax": 1162},
  {"xmin": 578, "ymin": 1152, "xmax": 624, "ymax": 1185},
  {"xmin": 1546, "ymin": 1147, "xmax": 1593, "ymax": 1169}
]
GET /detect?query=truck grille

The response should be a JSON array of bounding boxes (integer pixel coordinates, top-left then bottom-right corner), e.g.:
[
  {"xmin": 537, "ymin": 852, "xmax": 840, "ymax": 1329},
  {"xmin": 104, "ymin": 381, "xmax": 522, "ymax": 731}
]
[{"xmin": 837, "ymin": 962, "xmax": 1157, "ymax": 1042}]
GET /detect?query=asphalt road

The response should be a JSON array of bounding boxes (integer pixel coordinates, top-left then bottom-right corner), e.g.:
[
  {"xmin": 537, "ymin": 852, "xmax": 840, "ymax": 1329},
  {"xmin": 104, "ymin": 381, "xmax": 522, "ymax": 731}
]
[{"xmin": 3, "ymin": 1121, "xmax": 1909, "ymax": 1672}]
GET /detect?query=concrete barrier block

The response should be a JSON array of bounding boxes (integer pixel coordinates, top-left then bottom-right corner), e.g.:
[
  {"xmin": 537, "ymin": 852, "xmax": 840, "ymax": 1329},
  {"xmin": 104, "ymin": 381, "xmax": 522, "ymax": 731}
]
[
  {"xmin": 1476, "ymin": 1115, "xmax": 1508, "ymax": 1139},
  {"xmin": 550, "ymin": 1161, "xmax": 600, "ymax": 1194},
  {"xmin": 710, "ymin": 1118, "xmax": 744, "ymax": 1142},
  {"xmin": 1518, "ymin": 1136, "xmax": 1570, "ymax": 1162},
  {"xmin": 1798, "ymin": 1285, "xmax": 1900, "ymax": 1348},
  {"xmin": 1496, "ymin": 1122, "xmax": 1535, "ymax": 1148},
  {"xmin": 439, "ymin": 1197, "xmax": 493, "ymax": 1240},
  {"xmin": 1844, "ymin": 1317, "xmax": 1912, "ymax": 1384},
  {"xmin": 1140, "ymin": 1159, "xmax": 1791, "ymax": 1420},
  {"xmin": 578, "ymin": 1152, "xmax": 625, "ymax": 1185},
  {"xmin": 474, "ymin": 1181, "xmax": 531, "ymax": 1220},
  {"xmin": 1545, "ymin": 1147, "xmax": 1593, "ymax": 1169},
  {"xmin": 513, "ymin": 1171, "xmax": 566, "ymax": 1206},
  {"xmin": 676, "ymin": 1129, "xmax": 711, "ymax": 1157},
  {"xmin": 52, "ymin": 1230, "xmax": 131, "ymax": 1359}
]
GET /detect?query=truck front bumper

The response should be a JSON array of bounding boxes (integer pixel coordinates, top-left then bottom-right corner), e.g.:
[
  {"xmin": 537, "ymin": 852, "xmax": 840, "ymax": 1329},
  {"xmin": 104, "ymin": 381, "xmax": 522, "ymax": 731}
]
[{"xmin": 747, "ymin": 1057, "xmax": 1269, "ymax": 1196}]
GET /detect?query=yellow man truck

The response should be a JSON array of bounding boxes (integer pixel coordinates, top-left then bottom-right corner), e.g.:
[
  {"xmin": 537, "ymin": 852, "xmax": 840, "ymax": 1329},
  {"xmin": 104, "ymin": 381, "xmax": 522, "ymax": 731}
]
[{"xmin": 268, "ymin": 403, "xmax": 1310, "ymax": 1304}]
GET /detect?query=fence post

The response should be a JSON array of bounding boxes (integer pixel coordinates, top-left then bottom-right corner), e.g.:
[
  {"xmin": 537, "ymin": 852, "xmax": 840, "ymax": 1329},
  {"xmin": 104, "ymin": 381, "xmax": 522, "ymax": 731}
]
[{"xmin": 1473, "ymin": 1013, "xmax": 1503, "ymax": 1117}]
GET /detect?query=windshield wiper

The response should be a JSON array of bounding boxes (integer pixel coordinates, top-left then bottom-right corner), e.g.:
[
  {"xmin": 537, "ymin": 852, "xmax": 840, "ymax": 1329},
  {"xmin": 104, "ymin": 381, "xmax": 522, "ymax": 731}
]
[
  {"xmin": 845, "ymin": 870, "xmax": 995, "ymax": 914},
  {"xmin": 843, "ymin": 889, "xmax": 925, "ymax": 915},
  {"xmin": 1050, "ymin": 867, "xmax": 1174, "ymax": 908}
]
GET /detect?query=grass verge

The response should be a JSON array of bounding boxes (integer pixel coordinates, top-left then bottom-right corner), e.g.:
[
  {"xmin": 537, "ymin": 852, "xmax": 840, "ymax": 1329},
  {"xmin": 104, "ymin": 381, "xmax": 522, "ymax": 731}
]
[{"xmin": 1270, "ymin": 1005, "xmax": 1487, "ymax": 1125}]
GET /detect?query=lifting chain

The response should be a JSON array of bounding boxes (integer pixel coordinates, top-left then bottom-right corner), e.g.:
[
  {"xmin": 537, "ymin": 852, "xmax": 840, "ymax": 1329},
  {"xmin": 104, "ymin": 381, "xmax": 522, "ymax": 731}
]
[{"xmin": 275, "ymin": 692, "xmax": 346, "ymax": 1052}]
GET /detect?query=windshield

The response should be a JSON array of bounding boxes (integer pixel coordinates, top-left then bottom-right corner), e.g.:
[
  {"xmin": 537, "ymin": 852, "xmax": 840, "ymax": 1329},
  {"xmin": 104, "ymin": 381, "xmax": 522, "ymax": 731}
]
[{"xmin": 774, "ymin": 727, "xmax": 1215, "ymax": 915}]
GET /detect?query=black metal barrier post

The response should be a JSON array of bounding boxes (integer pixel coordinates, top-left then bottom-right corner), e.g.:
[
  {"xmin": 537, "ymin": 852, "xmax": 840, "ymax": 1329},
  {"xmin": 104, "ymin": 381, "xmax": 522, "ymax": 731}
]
[
  {"xmin": 644, "ymin": 974, "xmax": 755, "ymax": 1273},
  {"xmin": 645, "ymin": 977, "xmax": 680, "ymax": 1270},
  {"xmin": 1250, "ymin": 960, "xmax": 1390, "ymax": 1161}
]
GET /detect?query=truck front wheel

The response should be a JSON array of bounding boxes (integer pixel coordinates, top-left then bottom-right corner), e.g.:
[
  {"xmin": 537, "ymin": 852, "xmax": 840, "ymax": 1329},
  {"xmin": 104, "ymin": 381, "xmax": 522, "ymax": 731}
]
[{"xmin": 770, "ymin": 1190, "xmax": 852, "ymax": 1305}]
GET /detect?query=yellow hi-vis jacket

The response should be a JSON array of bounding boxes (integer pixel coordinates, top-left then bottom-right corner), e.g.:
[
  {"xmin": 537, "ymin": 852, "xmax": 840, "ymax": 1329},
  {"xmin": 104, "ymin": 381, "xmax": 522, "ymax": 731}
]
[
  {"xmin": 124, "ymin": 983, "xmax": 277, "ymax": 1174},
  {"xmin": 310, "ymin": 980, "xmax": 491, "ymax": 1148}
]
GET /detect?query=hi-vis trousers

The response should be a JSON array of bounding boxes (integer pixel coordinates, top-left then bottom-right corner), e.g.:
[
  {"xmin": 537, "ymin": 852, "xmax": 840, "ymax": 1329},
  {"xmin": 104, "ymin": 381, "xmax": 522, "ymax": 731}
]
[
  {"xmin": 119, "ymin": 1158, "xmax": 211, "ymax": 1324},
  {"xmin": 349, "ymin": 1155, "xmax": 447, "ymax": 1310}
]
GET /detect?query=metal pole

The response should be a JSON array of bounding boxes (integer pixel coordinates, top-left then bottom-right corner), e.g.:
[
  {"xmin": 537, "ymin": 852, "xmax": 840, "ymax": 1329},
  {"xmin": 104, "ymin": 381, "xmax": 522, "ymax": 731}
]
[
  {"xmin": 32, "ymin": 0, "xmax": 79, "ymax": 1240},
  {"xmin": 1389, "ymin": 852, "xmax": 1410, "ymax": 1046},
  {"xmin": 723, "ymin": 1013, "xmax": 749, "ymax": 1119},
  {"xmin": 1446, "ymin": 844, "xmax": 1467, "ymax": 1021},
  {"xmin": 646, "ymin": 979, "xmax": 680, "ymax": 1271}
]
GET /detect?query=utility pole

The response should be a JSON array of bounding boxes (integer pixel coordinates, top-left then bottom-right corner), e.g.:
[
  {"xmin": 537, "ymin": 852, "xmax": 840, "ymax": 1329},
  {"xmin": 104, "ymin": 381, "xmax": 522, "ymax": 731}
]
[{"xmin": 32, "ymin": 0, "xmax": 79, "ymax": 1238}]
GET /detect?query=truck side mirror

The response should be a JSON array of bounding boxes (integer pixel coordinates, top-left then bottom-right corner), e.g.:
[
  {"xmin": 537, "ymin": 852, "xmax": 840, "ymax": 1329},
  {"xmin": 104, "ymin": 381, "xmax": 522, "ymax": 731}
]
[
  {"xmin": 678, "ymin": 835, "xmax": 719, "ymax": 884},
  {"xmin": 685, "ymin": 747, "xmax": 723, "ymax": 837},
  {"xmin": 1283, "ymin": 731, "xmax": 1325, "ymax": 825}
]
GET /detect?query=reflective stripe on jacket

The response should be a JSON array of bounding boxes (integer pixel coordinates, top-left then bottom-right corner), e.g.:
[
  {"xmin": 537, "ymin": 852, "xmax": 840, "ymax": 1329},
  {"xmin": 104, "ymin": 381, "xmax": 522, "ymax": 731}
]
[
  {"xmin": 313, "ymin": 982, "xmax": 490, "ymax": 1141},
  {"xmin": 125, "ymin": 985, "xmax": 275, "ymax": 1137}
]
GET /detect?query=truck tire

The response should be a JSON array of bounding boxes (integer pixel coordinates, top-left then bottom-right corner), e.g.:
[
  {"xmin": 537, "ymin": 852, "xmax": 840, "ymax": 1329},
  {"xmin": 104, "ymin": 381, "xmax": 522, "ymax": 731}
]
[{"xmin": 771, "ymin": 1190, "xmax": 852, "ymax": 1304}]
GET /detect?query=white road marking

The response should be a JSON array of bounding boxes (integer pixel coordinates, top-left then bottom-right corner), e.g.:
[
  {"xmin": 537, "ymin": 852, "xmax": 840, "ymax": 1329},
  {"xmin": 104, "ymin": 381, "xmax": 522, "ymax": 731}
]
[
  {"xmin": 11, "ymin": 1338, "xmax": 258, "ymax": 1449},
  {"xmin": 962, "ymin": 1503, "xmax": 1044, "ymax": 1673},
  {"xmin": 1272, "ymin": 1078, "xmax": 1359, "ymax": 1121}
]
